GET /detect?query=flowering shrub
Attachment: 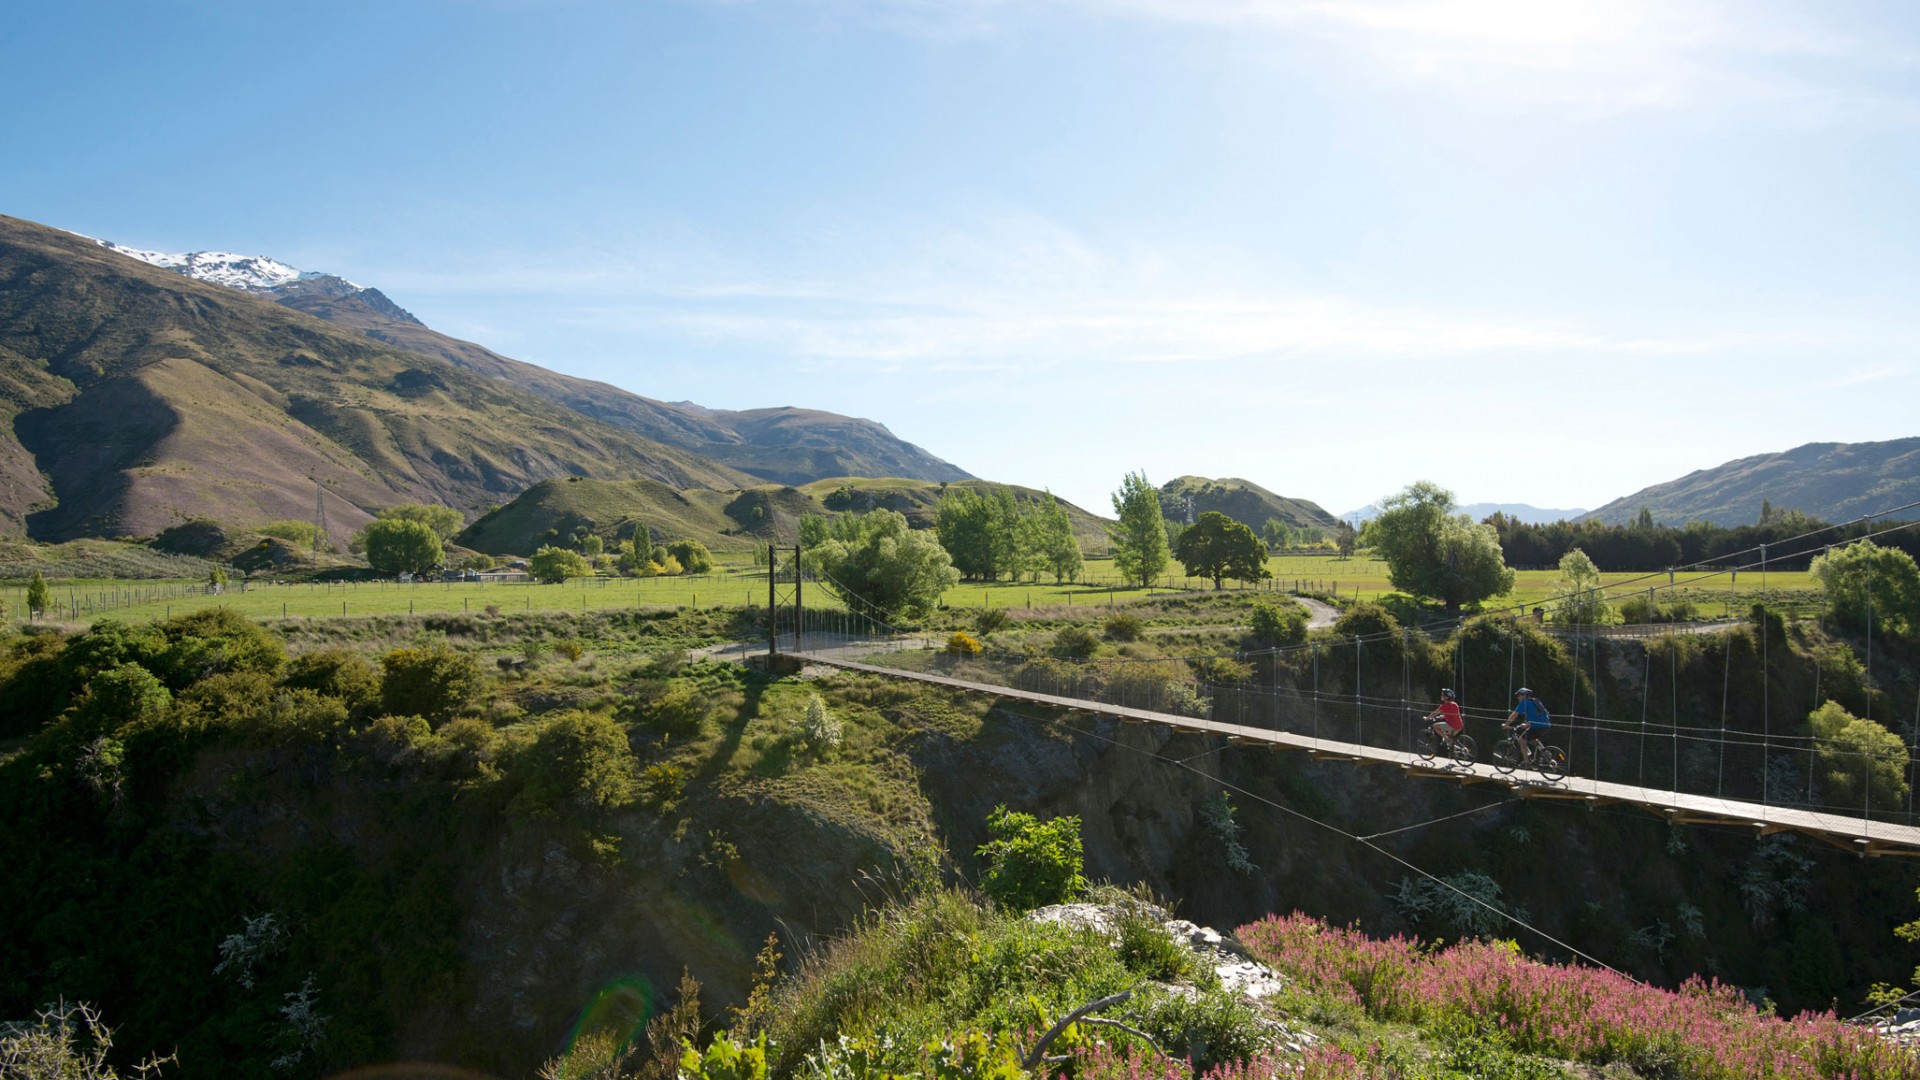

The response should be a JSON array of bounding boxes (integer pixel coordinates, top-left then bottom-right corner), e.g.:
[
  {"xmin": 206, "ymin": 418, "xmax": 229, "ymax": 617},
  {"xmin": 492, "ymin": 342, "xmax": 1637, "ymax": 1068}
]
[
  {"xmin": 1238, "ymin": 912, "xmax": 1920, "ymax": 1079},
  {"xmin": 947, "ymin": 631, "xmax": 983, "ymax": 657},
  {"xmin": 802, "ymin": 692, "xmax": 843, "ymax": 753}
]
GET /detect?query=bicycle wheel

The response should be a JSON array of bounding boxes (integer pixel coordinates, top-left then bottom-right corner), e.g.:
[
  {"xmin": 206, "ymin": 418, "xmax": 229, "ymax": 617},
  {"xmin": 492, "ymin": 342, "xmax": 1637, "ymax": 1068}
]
[
  {"xmin": 1535, "ymin": 745, "xmax": 1568, "ymax": 782},
  {"xmin": 1449, "ymin": 734, "xmax": 1477, "ymax": 766},
  {"xmin": 1491, "ymin": 738, "xmax": 1521, "ymax": 775},
  {"xmin": 1416, "ymin": 727, "xmax": 1439, "ymax": 761}
]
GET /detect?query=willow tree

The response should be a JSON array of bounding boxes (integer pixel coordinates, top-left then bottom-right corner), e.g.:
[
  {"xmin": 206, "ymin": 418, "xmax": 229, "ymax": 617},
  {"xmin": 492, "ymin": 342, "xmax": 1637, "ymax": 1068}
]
[{"xmin": 1364, "ymin": 481, "xmax": 1514, "ymax": 615}]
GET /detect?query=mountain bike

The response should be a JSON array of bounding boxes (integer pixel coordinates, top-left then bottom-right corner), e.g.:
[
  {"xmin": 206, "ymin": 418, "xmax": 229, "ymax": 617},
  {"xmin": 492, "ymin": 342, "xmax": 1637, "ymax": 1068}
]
[
  {"xmin": 1414, "ymin": 714, "xmax": 1476, "ymax": 766},
  {"xmin": 1491, "ymin": 723, "xmax": 1567, "ymax": 781}
]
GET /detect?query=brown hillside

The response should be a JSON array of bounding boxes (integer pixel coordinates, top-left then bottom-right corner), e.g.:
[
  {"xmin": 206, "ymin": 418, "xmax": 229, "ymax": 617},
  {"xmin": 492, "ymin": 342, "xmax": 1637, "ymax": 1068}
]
[
  {"xmin": 271, "ymin": 287, "xmax": 972, "ymax": 484},
  {"xmin": 0, "ymin": 215, "xmax": 755, "ymax": 539},
  {"xmin": 1582, "ymin": 437, "xmax": 1920, "ymax": 526}
]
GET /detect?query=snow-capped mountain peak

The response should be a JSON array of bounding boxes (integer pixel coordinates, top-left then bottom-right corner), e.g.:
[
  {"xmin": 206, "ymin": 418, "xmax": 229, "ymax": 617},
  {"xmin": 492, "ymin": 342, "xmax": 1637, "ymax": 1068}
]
[{"xmin": 93, "ymin": 239, "xmax": 353, "ymax": 293}]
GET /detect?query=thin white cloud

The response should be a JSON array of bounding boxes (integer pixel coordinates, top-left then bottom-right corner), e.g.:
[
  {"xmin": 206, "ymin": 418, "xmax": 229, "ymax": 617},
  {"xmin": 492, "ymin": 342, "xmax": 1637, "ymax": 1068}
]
[
  {"xmin": 737, "ymin": 0, "xmax": 1920, "ymax": 120},
  {"xmin": 397, "ymin": 210, "xmax": 1901, "ymax": 377}
]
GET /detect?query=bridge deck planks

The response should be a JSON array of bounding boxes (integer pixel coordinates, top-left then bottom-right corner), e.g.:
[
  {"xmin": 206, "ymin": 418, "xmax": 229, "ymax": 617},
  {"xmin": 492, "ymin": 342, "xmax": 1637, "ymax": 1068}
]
[{"xmin": 802, "ymin": 651, "xmax": 1920, "ymax": 857}]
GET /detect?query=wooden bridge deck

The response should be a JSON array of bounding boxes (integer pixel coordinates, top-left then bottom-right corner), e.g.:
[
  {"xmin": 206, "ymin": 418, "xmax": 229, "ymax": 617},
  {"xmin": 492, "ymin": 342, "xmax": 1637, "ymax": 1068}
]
[{"xmin": 800, "ymin": 651, "xmax": 1920, "ymax": 857}]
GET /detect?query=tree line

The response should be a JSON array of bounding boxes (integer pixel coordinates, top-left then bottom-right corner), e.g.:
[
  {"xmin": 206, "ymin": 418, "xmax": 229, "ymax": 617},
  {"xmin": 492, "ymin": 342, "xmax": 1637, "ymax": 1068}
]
[
  {"xmin": 1488, "ymin": 508, "xmax": 1920, "ymax": 572},
  {"xmin": 929, "ymin": 486, "xmax": 1083, "ymax": 584}
]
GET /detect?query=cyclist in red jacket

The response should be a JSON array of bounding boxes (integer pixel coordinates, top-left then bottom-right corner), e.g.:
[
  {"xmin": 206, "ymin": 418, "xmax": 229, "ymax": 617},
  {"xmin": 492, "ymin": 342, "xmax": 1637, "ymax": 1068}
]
[{"xmin": 1426, "ymin": 688, "xmax": 1464, "ymax": 748}]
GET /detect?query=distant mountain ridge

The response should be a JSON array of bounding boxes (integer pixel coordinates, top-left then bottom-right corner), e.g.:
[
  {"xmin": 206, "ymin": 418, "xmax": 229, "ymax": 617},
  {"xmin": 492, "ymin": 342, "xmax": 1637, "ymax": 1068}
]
[
  {"xmin": 1339, "ymin": 502, "xmax": 1587, "ymax": 526},
  {"xmin": 86, "ymin": 232, "xmax": 971, "ymax": 487},
  {"xmin": 1582, "ymin": 438, "xmax": 1920, "ymax": 527},
  {"xmin": 0, "ymin": 215, "xmax": 755, "ymax": 538}
]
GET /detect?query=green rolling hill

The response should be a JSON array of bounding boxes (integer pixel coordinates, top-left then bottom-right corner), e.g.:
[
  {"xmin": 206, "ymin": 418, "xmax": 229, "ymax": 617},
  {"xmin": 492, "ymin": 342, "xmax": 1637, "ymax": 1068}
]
[
  {"xmin": 1156, "ymin": 475, "xmax": 1338, "ymax": 532},
  {"xmin": 455, "ymin": 477, "xmax": 822, "ymax": 555}
]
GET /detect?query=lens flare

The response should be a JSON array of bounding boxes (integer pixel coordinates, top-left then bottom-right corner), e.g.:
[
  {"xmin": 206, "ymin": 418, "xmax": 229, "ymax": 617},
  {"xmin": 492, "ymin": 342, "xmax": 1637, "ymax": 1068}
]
[{"xmin": 561, "ymin": 975, "xmax": 657, "ymax": 1067}]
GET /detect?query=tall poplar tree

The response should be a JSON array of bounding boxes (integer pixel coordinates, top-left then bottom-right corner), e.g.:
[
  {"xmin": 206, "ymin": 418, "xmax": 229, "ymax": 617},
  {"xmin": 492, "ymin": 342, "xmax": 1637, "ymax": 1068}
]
[{"xmin": 1109, "ymin": 471, "xmax": 1169, "ymax": 588}]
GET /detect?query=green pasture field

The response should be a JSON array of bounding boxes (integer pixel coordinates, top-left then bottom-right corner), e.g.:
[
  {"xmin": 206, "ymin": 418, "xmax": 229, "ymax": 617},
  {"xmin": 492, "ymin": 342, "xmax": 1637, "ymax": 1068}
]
[
  {"xmin": 4, "ymin": 551, "xmax": 1820, "ymax": 631},
  {"xmin": 6, "ymin": 567, "xmax": 1190, "ymax": 629},
  {"xmin": 7, "ymin": 570, "xmax": 792, "ymax": 627}
]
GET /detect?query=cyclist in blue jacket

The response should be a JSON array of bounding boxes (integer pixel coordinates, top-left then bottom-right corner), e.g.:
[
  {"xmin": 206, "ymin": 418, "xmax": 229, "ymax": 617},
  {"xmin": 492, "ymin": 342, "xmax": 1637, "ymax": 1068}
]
[{"xmin": 1508, "ymin": 687, "xmax": 1549, "ymax": 761}]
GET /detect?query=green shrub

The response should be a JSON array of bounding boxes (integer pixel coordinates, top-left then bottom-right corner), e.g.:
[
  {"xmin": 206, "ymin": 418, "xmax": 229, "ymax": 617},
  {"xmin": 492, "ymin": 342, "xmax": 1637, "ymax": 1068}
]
[
  {"xmin": 1104, "ymin": 661, "xmax": 1206, "ymax": 717},
  {"xmin": 175, "ymin": 670, "xmax": 279, "ymax": 726},
  {"xmin": 666, "ymin": 539, "xmax": 714, "ymax": 576},
  {"xmin": 680, "ymin": 1031, "xmax": 767, "ymax": 1080},
  {"xmin": 70, "ymin": 662, "xmax": 172, "ymax": 737},
  {"xmin": 1122, "ymin": 986, "xmax": 1266, "ymax": 1073},
  {"xmin": 974, "ymin": 608, "xmax": 1010, "ymax": 635},
  {"xmin": 1114, "ymin": 906, "xmax": 1194, "ymax": 982},
  {"xmin": 152, "ymin": 608, "xmax": 287, "ymax": 688},
  {"xmin": 283, "ymin": 648, "xmax": 382, "ymax": 717},
  {"xmin": 1249, "ymin": 600, "xmax": 1309, "ymax": 646},
  {"xmin": 1199, "ymin": 791, "xmax": 1255, "ymax": 876},
  {"xmin": 1391, "ymin": 870, "xmax": 1514, "ymax": 940},
  {"xmin": 435, "ymin": 716, "xmax": 500, "ymax": 776},
  {"xmin": 1809, "ymin": 700, "xmax": 1910, "ymax": 811},
  {"xmin": 62, "ymin": 619, "xmax": 167, "ymax": 683},
  {"xmin": 761, "ymin": 888, "xmax": 991, "ymax": 1074},
  {"xmin": 1331, "ymin": 600, "xmax": 1402, "ymax": 641},
  {"xmin": 0, "ymin": 631, "xmax": 73, "ymax": 737},
  {"xmin": 1193, "ymin": 656, "xmax": 1253, "ymax": 684},
  {"xmin": 254, "ymin": 519, "xmax": 325, "ymax": 549},
  {"xmin": 512, "ymin": 710, "xmax": 638, "ymax": 815},
  {"xmin": 380, "ymin": 645, "xmax": 485, "ymax": 723},
  {"xmin": 256, "ymin": 688, "xmax": 351, "ymax": 745},
  {"xmin": 1051, "ymin": 626, "xmax": 1100, "ymax": 659},
  {"xmin": 1102, "ymin": 613, "xmax": 1144, "ymax": 641},
  {"xmin": 976, "ymin": 805, "xmax": 1086, "ymax": 911},
  {"xmin": 643, "ymin": 761, "xmax": 687, "ymax": 804},
  {"xmin": 1619, "ymin": 596, "xmax": 1699, "ymax": 624},
  {"xmin": 626, "ymin": 683, "xmax": 707, "ymax": 738},
  {"xmin": 530, "ymin": 545, "xmax": 593, "ymax": 583},
  {"xmin": 359, "ymin": 713, "xmax": 434, "ymax": 764},
  {"xmin": 1013, "ymin": 657, "xmax": 1083, "ymax": 696}
]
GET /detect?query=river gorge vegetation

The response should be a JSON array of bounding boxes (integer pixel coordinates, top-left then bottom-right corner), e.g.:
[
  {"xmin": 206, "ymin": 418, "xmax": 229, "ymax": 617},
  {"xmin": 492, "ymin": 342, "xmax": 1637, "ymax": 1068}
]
[{"xmin": 1, "ymin": 564, "xmax": 1918, "ymax": 1077}]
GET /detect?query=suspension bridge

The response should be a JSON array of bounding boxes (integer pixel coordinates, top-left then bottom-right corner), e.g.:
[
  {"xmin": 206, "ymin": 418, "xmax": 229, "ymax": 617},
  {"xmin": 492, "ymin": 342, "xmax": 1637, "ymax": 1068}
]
[
  {"xmin": 792, "ymin": 646, "xmax": 1920, "ymax": 856},
  {"xmin": 754, "ymin": 505, "xmax": 1920, "ymax": 857}
]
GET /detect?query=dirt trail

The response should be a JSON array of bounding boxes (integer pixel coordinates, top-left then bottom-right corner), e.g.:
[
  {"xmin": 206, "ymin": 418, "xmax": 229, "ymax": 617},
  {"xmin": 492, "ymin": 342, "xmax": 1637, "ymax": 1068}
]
[{"xmin": 1294, "ymin": 595, "xmax": 1338, "ymax": 628}]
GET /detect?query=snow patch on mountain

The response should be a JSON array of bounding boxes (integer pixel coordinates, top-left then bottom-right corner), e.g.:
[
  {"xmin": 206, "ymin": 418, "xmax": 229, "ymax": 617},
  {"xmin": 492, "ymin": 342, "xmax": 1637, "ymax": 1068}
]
[{"xmin": 91, "ymin": 237, "xmax": 356, "ymax": 293}]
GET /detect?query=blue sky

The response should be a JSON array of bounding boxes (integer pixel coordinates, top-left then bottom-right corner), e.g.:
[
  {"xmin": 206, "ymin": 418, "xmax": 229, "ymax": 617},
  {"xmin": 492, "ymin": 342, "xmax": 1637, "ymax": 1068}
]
[{"xmin": 7, "ymin": 1, "xmax": 1919, "ymax": 519}]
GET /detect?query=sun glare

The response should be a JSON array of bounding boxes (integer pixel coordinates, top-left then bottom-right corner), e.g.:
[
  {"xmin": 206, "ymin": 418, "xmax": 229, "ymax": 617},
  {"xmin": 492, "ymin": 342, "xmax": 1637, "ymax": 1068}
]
[{"xmin": 1331, "ymin": 0, "xmax": 1647, "ymax": 50}]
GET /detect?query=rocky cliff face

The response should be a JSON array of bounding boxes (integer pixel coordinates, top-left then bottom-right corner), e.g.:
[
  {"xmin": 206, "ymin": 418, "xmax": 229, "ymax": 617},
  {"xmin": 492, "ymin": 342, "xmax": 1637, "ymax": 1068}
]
[{"xmin": 374, "ymin": 699, "xmax": 1909, "ymax": 1068}]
